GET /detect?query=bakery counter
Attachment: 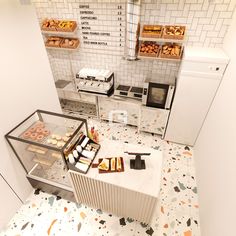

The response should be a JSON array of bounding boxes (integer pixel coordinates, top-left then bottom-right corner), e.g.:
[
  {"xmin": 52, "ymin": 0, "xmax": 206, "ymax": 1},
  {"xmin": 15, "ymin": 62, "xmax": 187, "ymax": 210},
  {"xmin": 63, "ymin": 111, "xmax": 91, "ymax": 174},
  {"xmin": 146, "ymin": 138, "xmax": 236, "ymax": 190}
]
[{"xmin": 68, "ymin": 139, "xmax": 163, "ymax": 224}]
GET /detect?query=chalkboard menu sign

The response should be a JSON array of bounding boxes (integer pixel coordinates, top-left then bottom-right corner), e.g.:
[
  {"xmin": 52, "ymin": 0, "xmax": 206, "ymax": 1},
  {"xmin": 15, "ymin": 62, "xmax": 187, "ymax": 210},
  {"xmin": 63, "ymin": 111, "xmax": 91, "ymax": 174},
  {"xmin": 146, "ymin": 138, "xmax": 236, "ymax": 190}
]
[{"xmin": 78, "ymin": 3, "xmax": 126, "ymax": 56}]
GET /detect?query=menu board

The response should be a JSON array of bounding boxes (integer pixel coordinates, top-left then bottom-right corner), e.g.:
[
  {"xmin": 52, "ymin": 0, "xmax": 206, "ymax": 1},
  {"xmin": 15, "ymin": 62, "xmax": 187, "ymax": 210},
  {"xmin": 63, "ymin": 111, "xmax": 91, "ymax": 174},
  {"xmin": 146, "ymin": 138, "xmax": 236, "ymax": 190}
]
[{"xmin": 78, "ymin": 3, "xmax": 126, "ymax": 55}]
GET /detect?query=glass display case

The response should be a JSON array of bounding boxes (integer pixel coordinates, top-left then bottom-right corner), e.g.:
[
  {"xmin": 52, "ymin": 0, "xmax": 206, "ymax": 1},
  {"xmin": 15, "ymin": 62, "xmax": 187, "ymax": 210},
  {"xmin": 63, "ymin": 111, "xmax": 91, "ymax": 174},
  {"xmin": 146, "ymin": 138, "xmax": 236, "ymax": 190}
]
[{"xmin": 5, "ymin": 110, "xmax": 90, "ymax": 201}]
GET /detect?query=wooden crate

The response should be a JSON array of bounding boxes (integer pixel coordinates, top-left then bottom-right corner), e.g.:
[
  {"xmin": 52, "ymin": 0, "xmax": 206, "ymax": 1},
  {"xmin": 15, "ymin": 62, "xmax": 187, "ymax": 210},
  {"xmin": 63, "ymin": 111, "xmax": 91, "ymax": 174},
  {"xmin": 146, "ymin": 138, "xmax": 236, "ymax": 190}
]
[
  {"xmin": 160, "ymin": 44, "xmax": 183, "ymax": 60},
  {"xmin": 141, "ymin": 25, "xmax": 163, "ymax": 38},
  {"xmin": 163, "ymin": 25, "xmax": 186, "ymax": 40},
  {"xmin": 41, "ymin": 19, "xmax": 59, "ymax": 32},
  {"xmin": 60, "ymin": 38, "xmax": 80, "ymax": 49},
  {"xmin": 45, "ymin": 37, "xmax": 62, "ymax": 48},
  {"xmin": 139, "ymin": 41, "xmax": 160, "ymax": 58},
  {"xmin": 57, "ymin": 21, "xmax": 77, "ymax": 32}
]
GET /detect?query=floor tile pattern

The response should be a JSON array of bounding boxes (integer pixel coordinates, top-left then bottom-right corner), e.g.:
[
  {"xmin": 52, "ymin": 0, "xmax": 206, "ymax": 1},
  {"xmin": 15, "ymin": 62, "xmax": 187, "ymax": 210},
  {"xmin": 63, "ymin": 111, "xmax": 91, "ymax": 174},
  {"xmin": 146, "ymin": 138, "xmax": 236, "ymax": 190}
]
[{"xmin": 0, "ymin": 115, "xmax": 200, "ymax": 236}]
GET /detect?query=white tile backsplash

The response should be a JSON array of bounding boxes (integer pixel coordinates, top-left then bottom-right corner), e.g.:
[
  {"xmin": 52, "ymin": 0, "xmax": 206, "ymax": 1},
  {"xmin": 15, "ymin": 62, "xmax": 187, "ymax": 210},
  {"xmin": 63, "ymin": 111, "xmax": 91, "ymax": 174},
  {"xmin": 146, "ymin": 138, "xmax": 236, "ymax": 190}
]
[{"xmin": 31, "ymin": 0, "xmax": 236, "ymax": 87}]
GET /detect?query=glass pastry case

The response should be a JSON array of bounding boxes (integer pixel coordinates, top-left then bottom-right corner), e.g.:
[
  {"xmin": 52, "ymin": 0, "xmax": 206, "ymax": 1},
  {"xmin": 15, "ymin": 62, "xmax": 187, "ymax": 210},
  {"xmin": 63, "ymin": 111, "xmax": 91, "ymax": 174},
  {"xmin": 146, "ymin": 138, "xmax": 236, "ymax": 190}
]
[{"xmin": 5, "ymin": 110, "xmax": 99, "ymax": 201}]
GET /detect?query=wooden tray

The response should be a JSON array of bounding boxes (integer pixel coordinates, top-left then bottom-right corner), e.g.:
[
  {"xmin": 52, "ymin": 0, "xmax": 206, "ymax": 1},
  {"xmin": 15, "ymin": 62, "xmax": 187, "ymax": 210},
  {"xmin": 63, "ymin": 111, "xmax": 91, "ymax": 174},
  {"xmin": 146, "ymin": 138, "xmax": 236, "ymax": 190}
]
[
  {"xmin": 92, "ymin": 157, "xmax": 124, "ymax": 174},
  {"xmin": 141, "ymin": 25, "xmax": 163, "ymax": 38},
  {"xmin": 45, "ymin": 37, "xmax": 62, "ymax": 48},
  {"xmin": 139, "ymin": 50, "xmax": 159, "ymax": 58},
  {"xmin": 163, "ymin": 25, "xmax": 186, "ymax": 40},
  {"xmin": 57, "ymin": 21, "xmax": 77, "ymax": 32},
  {"xmin": 60, "ymin": 38, "xmax": 80, "ymax": 49}
]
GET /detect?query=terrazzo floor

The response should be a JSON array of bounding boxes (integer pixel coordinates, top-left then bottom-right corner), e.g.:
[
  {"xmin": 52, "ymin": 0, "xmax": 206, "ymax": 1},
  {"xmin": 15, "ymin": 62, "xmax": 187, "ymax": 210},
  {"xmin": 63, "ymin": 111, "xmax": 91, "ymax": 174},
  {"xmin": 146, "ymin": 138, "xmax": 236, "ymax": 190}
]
[{"xmin": 0, "ymin": 115, "xmax": 201, "ymax": 236}]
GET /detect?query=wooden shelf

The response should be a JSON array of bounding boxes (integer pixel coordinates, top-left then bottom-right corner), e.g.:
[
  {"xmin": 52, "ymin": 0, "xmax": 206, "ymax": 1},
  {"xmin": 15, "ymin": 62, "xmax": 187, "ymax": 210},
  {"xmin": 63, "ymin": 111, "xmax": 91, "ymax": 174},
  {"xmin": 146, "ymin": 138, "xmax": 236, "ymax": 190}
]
[
  {"xmin": 46, "ymin": 45, "xmax": 79, "ymax": 51},
  {"xmin": 139, "ymin": 36, "xmax": 185, "ymax": 43},
  {"xmin": 42, "ymin": 26, "xmax": 78, "ymax": 36},
  {"xmin": 137, "ymin": 55, "xmax": 182, "ymax": 62}
]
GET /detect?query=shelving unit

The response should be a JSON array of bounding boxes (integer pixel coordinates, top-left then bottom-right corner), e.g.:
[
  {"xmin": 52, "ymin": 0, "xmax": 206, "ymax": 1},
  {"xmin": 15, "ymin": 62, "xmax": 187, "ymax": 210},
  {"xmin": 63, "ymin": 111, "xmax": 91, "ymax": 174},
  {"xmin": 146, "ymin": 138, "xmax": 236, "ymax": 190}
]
[
  {"xmin": 138, "ymin": 25, "xmax": 186, "ymax": 61},
  {"xmin": 137, "ymin": 55, "xmax": 182, "ymax": 62}
]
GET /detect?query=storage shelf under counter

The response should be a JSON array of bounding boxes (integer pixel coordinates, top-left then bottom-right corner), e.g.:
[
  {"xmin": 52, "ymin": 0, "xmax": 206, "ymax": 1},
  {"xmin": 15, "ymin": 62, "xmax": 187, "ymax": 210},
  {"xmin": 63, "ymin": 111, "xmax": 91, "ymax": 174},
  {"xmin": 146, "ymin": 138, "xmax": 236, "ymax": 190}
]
[{"xmin": 68, "ymin": 139, "xmax": 163, "ymax": 224}]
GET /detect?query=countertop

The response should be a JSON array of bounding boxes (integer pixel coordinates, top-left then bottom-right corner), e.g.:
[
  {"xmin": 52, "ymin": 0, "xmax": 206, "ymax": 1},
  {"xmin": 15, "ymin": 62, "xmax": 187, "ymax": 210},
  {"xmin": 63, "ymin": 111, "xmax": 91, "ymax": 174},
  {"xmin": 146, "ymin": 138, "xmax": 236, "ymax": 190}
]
[{"xmin": 71, "ymin": 139, "xmax": 163, "ymax": 198}]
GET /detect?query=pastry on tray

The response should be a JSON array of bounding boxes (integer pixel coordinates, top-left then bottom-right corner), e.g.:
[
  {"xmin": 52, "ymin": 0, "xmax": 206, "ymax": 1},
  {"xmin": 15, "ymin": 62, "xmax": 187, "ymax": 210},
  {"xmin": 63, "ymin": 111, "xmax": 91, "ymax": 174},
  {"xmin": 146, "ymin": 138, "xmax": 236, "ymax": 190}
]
[{"xmin": 98, "ymin": 158, "xmax": 109, "ymax": 171}]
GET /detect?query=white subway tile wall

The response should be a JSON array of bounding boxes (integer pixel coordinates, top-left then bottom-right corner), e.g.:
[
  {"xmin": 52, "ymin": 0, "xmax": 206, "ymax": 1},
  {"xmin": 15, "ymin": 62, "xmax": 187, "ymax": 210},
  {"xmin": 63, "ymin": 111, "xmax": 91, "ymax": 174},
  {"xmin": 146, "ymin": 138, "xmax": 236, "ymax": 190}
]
[{"xmin": 32, "ymin": 0, "xmax": 236, "ymax": 87}]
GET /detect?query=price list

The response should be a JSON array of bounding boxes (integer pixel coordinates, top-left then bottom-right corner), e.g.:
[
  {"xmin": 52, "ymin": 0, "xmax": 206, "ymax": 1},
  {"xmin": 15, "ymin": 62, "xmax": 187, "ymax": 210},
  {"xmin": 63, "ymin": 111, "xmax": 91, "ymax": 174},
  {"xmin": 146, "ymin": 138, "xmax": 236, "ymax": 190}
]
[{"xmin": 78, "ymin": 3, "xmax": 126, "ymax": 55}]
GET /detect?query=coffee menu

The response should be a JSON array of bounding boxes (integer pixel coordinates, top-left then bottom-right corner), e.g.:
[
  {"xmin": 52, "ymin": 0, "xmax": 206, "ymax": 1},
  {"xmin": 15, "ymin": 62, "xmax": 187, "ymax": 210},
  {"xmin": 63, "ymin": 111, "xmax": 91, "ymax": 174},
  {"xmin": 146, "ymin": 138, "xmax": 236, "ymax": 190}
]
[{"xmin": 78, "ymin": 3, "xmax": 126, "ymax": 56}]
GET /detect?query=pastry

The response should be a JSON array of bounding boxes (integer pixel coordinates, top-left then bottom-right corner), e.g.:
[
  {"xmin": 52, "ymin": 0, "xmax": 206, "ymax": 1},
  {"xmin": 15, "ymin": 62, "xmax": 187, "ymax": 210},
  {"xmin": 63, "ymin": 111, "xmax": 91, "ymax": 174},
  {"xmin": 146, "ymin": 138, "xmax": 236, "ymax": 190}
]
[
  {"xmin": 63, "ymin": 136, "xmax": 70, "ymax": 142},
  {"xmin": 116, "ymin": 157, "xmax": 122, "ymax": 172},
  {"xmin": 36, "ymin": 128, "xmax": 43, "ymax": 133},
  {"xmin": 36, "ymin": 134, "xmax": 44, "ymax": 141},
  {"xmin": 42, "ymin": 129, "xmax": 50, "ymax": 136},
  {"xmin": 55, "ymin": 135, "xmax": 61, "ymax": 141},
  {"xmin": 98, "ymin": 158, "xmax": 109, "ymax": 171},
  {"xmin": 111, "ymin": 158, "xmax": 116, "ymax": 171},
  {"xmin": 30, "ymin": 133, "xmax": 37, "ymax": 140},
  {"xmin": 51, "ymin": 134, "xmax": 57, "ymax": 139},
  {"xmin": 52, "ymin": 139, "xmax": 57, "ymax": 145},
  {"xmin": 23, "ymin": 131, "xmax": 31, "ymax": 138},
  {"xmin": 29, "ymin": 127, "xmax": 36, "ymax": 133},
  {"xmin": 139, "ymin": 42, "xmax": 160, "ymax": 55}
]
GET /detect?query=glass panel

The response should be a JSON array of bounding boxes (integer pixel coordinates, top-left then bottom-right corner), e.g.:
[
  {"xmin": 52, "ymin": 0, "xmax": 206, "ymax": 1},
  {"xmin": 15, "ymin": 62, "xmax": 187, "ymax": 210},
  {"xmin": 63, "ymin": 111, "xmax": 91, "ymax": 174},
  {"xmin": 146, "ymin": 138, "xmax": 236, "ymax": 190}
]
[{"xmin": 148, "ymin": 87, "xmax": 166, "ymax": 104}]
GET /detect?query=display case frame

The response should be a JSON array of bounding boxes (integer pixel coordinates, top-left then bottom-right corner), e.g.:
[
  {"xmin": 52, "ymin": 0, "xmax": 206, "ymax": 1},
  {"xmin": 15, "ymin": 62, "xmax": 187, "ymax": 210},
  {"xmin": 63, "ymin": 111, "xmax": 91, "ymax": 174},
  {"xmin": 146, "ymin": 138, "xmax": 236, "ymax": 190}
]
[{"xmin": 5, "ymin": 110, "xmax": 89, "ymax": 201}]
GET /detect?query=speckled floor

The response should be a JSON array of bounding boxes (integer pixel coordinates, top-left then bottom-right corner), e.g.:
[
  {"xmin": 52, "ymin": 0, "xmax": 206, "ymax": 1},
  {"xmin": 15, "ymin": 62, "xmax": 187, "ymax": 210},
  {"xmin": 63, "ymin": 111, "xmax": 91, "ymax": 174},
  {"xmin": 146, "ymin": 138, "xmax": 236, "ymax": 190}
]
[{"xmin": 0, "ymin": 114, "xmax": 200, "ymax": 236}]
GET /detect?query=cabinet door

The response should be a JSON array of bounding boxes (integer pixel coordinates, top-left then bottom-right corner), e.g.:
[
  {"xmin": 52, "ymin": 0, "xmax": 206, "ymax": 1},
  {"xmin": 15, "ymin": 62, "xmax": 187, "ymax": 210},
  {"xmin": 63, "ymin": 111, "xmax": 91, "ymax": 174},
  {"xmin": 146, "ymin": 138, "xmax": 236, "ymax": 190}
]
[
  {"xmin": 165, "ymin": 74, "xmax": 220, "ymax": 145},
  {"xmin": 99, "ymin": 97, "xmax": 140, "ymax": 126},
  {"xmin": 140, "ymin": 107, "xmax": 170, "ymax": 136}
]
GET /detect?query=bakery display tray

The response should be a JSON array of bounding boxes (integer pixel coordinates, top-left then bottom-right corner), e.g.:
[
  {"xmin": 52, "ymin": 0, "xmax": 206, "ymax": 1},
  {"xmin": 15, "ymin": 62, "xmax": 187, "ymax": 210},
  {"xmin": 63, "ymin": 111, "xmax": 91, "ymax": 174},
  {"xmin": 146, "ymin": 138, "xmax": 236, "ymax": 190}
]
[
  {"xmin": 66, "ymin": 135, "xmax": 100, "ymax": 174},
  {"xmin": 92, "ymin": 157, "xmax": 125, "ymax": 174}
]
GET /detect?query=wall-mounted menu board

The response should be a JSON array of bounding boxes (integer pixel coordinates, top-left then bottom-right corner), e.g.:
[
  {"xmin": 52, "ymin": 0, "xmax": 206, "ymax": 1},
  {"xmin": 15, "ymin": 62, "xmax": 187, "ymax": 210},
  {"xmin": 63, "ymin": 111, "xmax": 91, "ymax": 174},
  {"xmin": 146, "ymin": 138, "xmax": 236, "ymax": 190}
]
[{"xmin": 78, "ymin": 3, "xmax": 126, "ymax": 56}]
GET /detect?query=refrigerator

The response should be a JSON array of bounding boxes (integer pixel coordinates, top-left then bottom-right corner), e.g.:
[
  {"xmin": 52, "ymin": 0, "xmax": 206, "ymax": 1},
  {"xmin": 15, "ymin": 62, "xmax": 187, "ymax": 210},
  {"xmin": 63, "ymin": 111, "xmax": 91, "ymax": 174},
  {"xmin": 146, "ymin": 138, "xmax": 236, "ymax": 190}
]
[{"xmin": 165, "ymin": 47, "xmax": 229, "ymax": 146}]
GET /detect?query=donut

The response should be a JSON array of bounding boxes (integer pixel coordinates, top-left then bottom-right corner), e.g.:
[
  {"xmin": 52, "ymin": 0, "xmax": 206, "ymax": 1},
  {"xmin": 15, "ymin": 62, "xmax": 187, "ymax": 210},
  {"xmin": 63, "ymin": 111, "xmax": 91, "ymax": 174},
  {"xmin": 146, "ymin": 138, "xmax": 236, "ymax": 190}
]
[
  {"xmin": 52, "ymin": 139, "xmax": 57, "ymax": 145},
  {"xmin": 36, "ymin": 134, "xmax": 44, "ymax": 141},
  {"xmin": 35, "ymin": 122, "xmax": 45, "ymax": 128},
  {"xmin": 30, "ymin": 133, "xmax": 38, "ymax": 140},
  {"xmin": 42, "ymin": 129, "xmax": 50, "ymax": 136},
  {"xmin": 29, "ymin": 127, "xmax": 36, "ymax": 132},
  {"xmin": 23, "ymin": 131, "xmax": 31, "ymax": 138},
  {"xmin": 63, "ymin": 136, "xmax": 69, "ymax": 142},
  {"xmin": 36, "ymin": 128, "xmax": 43, "ymax": 133}
]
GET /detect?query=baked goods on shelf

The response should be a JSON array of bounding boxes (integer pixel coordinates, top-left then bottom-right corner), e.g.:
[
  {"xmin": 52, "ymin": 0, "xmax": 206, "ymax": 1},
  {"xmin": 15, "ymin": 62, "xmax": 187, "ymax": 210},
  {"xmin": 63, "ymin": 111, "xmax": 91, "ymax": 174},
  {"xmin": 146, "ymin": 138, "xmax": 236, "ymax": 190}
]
[
  {"xmin": 141, "ymin": 25, "xmax": 163, "ymax": 38},
  {"xmin": 41, "ymin": 19, "xmax": 59, "ymax": 31},
  {"xmin": 41, "ymin": 19, "xmax": 77, "ymax": 32},
  {"xmin": 60, "ymin": 38, "xmax": 80, "ymax": 49},
  {"xmin": 139, "ymin": 41, "xmax": 160, "ymax": 57},
  {"xmin": 57, "ymin": 20, "xmax": 77, "ymax": 32},
  {"xmin": 22, "ymin": 122, "xmax": 50, "ymax": 142},
  {"xmin": 45, "ymin": 37, "xmax": 62, "ymax": 48},
  {"xmin": 45, "ymin": 36, "xmax": 79, "ymax": 49},
  {"xmin": 160, "ymin": 43, "xmax": 182, "ymax": 59},
  {"xmin": 163, "ymin": 25, "xmax": 185, "ymax": 40}
]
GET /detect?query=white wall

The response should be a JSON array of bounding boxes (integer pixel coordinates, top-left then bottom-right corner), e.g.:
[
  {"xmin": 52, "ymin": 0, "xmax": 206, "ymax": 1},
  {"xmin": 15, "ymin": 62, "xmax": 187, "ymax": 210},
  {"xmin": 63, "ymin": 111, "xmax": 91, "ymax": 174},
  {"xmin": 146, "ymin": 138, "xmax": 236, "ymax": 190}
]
[
  {"xmin": 0, "ymin": 1, "xmax": 61, "ymax": 228},
  {"xmin": 194, "ymin": 10, "xmax": 236, "ymax": 236}
]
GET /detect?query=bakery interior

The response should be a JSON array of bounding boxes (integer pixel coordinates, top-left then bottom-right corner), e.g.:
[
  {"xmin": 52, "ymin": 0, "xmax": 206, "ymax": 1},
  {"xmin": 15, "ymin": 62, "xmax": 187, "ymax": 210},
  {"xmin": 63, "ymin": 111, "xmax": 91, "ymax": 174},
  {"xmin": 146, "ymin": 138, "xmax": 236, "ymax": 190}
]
[{"xmin": 1, "ymin": 0, "xmax": 236, "ymax": 236}]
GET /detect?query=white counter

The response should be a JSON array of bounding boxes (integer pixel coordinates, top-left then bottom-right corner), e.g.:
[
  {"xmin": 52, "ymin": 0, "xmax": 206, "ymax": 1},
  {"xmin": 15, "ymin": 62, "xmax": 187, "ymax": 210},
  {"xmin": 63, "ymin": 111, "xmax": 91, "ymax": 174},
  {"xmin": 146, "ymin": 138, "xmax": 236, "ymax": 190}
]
[
  {"xmin": 87, "ymin": 139, "xmax": 163, "ymax": 198},
  {"xmin": 68, "ymin": 139, "xmax": 163, "ymax": 223}
]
